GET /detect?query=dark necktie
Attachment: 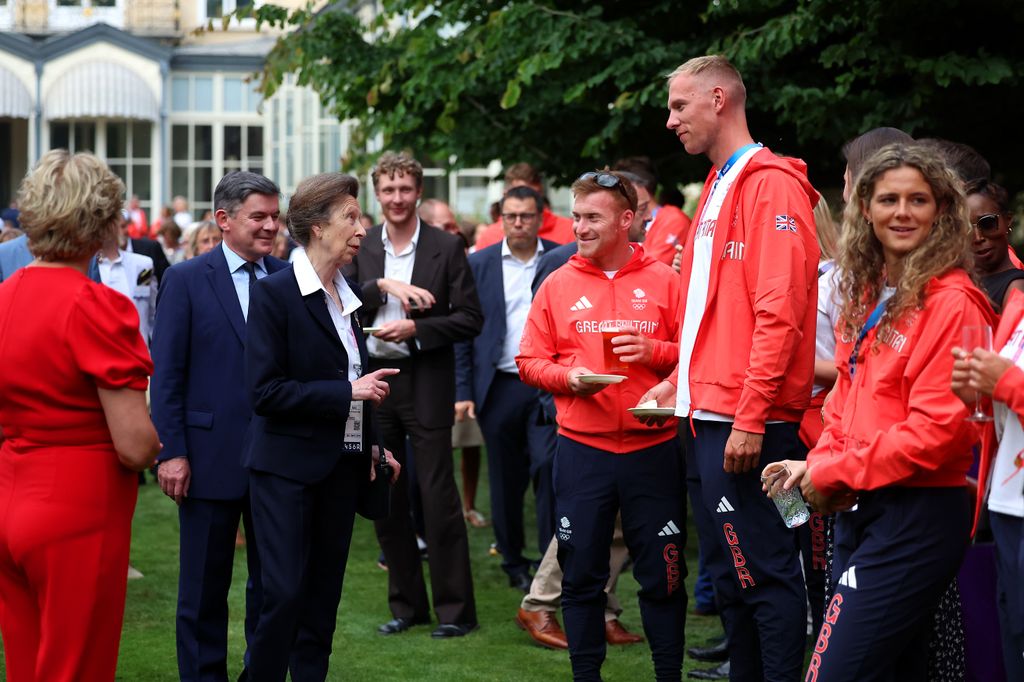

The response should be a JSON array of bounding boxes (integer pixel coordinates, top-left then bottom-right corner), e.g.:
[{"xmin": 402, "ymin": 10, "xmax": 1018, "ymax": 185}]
[{"xmin": 242, "ymin": 261, "xmax": 258, "ymax": 292}]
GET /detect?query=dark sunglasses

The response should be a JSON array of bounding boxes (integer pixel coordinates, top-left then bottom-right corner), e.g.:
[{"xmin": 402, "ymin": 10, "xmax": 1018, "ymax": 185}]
[
  {"xmin": 971, "ymin": 213, "xmax": 1005, "ymax": 235},
  {"xmin": 578, "ymin": 171, "xmax": 630, "ymax": 203}
]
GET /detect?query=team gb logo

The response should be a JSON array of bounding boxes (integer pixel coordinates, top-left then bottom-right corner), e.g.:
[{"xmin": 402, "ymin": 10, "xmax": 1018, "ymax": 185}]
[{"xmin": 632, "ymin": 288, "xmax": 648, "ymax": 311}]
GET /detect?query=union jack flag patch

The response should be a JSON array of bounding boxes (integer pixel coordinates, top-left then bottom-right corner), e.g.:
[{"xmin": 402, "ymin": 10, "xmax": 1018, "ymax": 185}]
[{"xmin": 775, "ymin": 215, "xmax": 797, "ymax": 233}]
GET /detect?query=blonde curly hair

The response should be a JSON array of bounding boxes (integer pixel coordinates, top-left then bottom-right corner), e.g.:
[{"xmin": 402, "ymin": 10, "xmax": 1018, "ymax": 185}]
[
  {"xmin": 836, "ymin": 143, "xmax": 974, "ymax": 347},
  {"xmin": 18, "ymin": 149, "xmax": 124, "ymax": 261}
]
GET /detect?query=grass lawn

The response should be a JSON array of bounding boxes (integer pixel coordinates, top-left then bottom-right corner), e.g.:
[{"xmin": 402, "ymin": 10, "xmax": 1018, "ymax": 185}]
[{"xmin": 2, "ymin": 450, "xmax": 723, "ymax": 680}]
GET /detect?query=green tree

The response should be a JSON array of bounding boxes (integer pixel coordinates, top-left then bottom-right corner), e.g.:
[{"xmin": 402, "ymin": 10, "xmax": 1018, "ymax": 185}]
[{"xmin": 253, "ymin": 0, "xmax": 1024, "ymax": 192}]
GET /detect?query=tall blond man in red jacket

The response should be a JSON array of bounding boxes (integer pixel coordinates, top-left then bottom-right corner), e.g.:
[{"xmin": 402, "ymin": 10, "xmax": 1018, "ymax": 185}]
[
  {"xmin": 640, "ymin": 55, "xmax": 819, "ymax": 682},
  {"xmin": 518, "ymin": 170, "xmax": 686, "ymax": 681}
]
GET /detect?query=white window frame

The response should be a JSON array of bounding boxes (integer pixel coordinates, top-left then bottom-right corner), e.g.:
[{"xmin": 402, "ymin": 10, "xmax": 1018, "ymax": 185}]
[
  {"xmin": 197, "ymin": 0, "xmax": 258, "ymax": 30},
  {"xmin": 0, "ymin": 0, "xmax": 13, "ymax": 31},
  {"xmin": 48, "ymin": 0, "xmax": 125, "ymax": 30}
]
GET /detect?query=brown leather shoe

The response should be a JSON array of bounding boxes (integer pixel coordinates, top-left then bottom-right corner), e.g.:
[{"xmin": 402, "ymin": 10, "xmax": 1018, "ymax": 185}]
[
  {"xmin": 515, "ymin": 608, "xmax": 568, "ymax": 649},
  {"xmin": 605, "ymin": 619, "xmax": 644, "ymax": 645}
]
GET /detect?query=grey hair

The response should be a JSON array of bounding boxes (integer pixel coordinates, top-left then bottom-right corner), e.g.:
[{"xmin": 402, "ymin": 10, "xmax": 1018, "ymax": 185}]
[{"xmin": 214, "ymin": 171, "xmax": 280, "ymax": 217}]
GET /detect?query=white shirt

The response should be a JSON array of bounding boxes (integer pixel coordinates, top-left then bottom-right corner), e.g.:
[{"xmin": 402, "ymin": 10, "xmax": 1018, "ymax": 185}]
[
  {"xmin": 97, "ymin": 249, "xmax": 157, "ymax": 347},
  {"xmin": 813, "ymin": 262, "xmax": 842, "ymax": 396},
  {"xmin": 497, "ymin": 238, "xmax": 545, "ymax": 373},
  {"xmin": 293, "ymin": 248, "xmax": 366, "ymax": 452},
  {"xmin": 368, "ymin": 220, "xmax": 421, "ymax": 359},
  {"xmin": 675, "ymin": 146, "xmax": 761, "ymax": 421},
  {"xmin": 989, "ymin": 315, "xmax": 1024, "ymax": 517},
  {"xmin": 222, "ymin": 241, "xmax": 268, "ymax": 322}
]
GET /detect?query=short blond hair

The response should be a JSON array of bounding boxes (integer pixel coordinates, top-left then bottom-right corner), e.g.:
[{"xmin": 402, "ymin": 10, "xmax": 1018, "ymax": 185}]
[
  {"xmin": 18, "ymin": 149, "xmax": 124, "ymax": 261},
  {"xmin": 667, "ymin": 55, "xmax": 746, "ymax": 103}
]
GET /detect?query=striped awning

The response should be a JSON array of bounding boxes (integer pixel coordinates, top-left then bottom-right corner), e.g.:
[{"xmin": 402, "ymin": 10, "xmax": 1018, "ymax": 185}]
[
  {"xmin": 0, "ymin": 66, "xmax": 32, "ymax": 119},
  {"xmin": 45, "ymin": 61, "xmax": 158, "ymax": 121}
]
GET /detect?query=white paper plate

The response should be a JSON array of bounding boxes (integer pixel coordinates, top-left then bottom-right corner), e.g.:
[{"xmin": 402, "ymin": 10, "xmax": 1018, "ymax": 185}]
[
  {"xmin": 627, "ymin": 407, "xmax": 676, "ymax": 417},
  {"xmin": 577, "ymin": 374, "xmax": 627, "ymax": 384}
]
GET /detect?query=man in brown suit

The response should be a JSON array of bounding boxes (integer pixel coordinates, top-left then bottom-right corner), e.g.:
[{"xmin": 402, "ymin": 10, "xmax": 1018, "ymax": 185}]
[{"xmin": 344, "ymin": 151, "xmax": 483, "ymax": 637}]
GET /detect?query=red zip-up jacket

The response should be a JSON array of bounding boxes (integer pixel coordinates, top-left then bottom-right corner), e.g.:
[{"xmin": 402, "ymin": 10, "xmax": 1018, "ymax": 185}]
[
  {"xmin": 643, "ymin": 205, "xmax": 692, "ymax": 266},
  {"xmin": 669, "ymin": 148, "xmax": 819, "ymax": 432},
  {"xmin": 516, "ymin": 245, "xmax": 680, "ymax": 453},
  {"xmin": 976, "ymin": 289, "xmax": 1024, "ymax": 533},
  {"xmin": 808, "ymin": 269, "xmax": 997, "ymax": 497}
]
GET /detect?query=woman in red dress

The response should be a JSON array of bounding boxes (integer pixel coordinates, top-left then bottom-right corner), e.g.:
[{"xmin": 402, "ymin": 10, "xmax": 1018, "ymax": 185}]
[{"xmin": 0, "ymin": 150, "xmax": 161, "ymax": 681}]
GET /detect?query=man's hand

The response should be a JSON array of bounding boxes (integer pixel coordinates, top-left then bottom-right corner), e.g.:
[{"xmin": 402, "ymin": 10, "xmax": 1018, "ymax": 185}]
[
  {"xmin": 157, "ymin": 457, "xmax": 191, "ymax": 505},
  {"xmin": 352, "ymin": 368, "xmax": 400, "ymax": 405},
  {"xmin": 612, "ymin": 332, "xmax": 653, "ymax": 366},
  {"xmin": 632, "ymin": 380, "xmax": 676, "ymax": 426},
  {"xmin": 455, "ymin": 400, "xmax": 476, "ymax": 422},
  {"xmin": 967, "ymin": 347, "xmax": 1015, "ymax": 397},
  {"xmin": 375, "ymin": 319, "xmax": 417, "ymax": 343},
  {"xmin": 723, "ymin": 428, "xmax": 763, "ymax": 473},
  {"xmin": 567, "ymin": 367, "xmax": 607, "ymax": 396},
  {"xmin": 371, "ymin": 446, "xmax": 401, "ymax": 484},
  {"xmin": 378, "ymin": 279, "xmax": 435, "ymax": 313}
]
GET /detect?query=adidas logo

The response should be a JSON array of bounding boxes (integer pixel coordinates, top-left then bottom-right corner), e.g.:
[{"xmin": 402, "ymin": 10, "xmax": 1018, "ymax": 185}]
[
  {"xmin": 837, "ymin": 565, "xmax": 858, "ymax": 590},
  {"xmin": 570, "ymin": 295, "xmax": 594, "ymax": 311},
  {"xmin": 716, "ymin": 497, "xmax": 735, "ymax": 513},
  {"xmin": 658, "ymin": 520, "xmax": 681, "ymax": 537}
]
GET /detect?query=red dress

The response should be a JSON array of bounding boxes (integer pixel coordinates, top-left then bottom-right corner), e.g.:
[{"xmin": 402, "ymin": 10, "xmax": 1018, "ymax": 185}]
[{"xmin": 0, "ymin": 266, "xmax": 152, "ymax": 682}]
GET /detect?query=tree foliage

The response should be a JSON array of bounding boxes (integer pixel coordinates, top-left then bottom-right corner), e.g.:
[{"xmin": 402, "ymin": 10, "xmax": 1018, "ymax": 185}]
[{"xmin": 253, "ymin": 0, "xmax": 1024, "ymax": 191}]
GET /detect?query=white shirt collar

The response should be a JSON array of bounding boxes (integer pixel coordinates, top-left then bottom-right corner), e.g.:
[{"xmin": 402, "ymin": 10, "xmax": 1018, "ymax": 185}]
[
  {"xmin": 381, "ymin": 218, "xmax": 421, "ymax": 251},
  {"xmin": 222, "ymin": 240, "xmax": 266, "ymax": 274},
  {"xmin": 97, "ymin": 249, "xmax": 125, "ymax": 265},
  {"xmin": 292, "ymin": 248, "xmax": 362, "ymax": 316},
  {"xmin": 500, "ymin": 237, "xmax": 545, "ymax": 262}
]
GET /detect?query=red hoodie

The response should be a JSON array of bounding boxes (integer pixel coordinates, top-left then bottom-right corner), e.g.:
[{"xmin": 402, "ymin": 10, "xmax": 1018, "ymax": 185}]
[
  {"xmin": 808, "ymin": 269, "xmax": 997, "ymax": 497},
  {"xmin": 517, "ymin": 246, "xmax": 680, "ymax": 453},
  {"xmin": 643, "ymin": 204, "xmax": 692, "ymax": 266},
  {"xmin": 670, "ymin": 148, "xmax": 820, "ymax": 432}
]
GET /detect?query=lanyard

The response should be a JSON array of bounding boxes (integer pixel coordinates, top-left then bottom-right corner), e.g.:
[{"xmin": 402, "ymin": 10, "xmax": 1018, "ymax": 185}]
[
  {"xmin": 716, "ymin": 143, "xmax": 763, "ymax": 179},
  {"xmin": 848, "ymin": 298, "xmax": 888, "ymax": 377}
]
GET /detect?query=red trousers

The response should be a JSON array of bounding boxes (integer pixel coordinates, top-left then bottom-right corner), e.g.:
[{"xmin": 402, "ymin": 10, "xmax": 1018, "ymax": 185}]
[{"xmin": 0, "ymin": 444, "xmax": 137, "ymax": 681}]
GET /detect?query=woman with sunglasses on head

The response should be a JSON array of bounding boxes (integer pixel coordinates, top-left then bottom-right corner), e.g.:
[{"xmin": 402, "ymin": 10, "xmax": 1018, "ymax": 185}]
[
  {"xmin": 763, "ymin": 143, "xmax": 996, "ymax": 681},
  {"xmin": 966, "ymin": 179, "xmax": 1024, "ymax": 314}
]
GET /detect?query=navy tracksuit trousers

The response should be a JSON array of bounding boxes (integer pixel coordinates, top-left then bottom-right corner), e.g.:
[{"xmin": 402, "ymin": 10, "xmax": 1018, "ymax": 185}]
[
  {"xmin": 807, "ymin": 486, "xmax": 970, "ymax": 682},
  {"xmin": 691, "ymin": 419, "xmax": 807, "ymax": 682},
  {"xmin": 554, "ymin": 435, "xmax": 688, "ymax": 681}
]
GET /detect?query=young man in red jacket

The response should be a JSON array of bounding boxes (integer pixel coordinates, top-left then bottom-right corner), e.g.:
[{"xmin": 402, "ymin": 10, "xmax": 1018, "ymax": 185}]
[
  {"xmin": 640, "ymin": 55, "xmax": 819, "ymax": 681},
  {"xmin": 517, "ymin": 170, "xmax": 686, "ymax": 681}
]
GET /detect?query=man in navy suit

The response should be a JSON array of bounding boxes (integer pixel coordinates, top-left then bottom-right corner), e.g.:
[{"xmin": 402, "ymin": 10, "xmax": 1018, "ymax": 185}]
[
  {"xmin": 151, "ymin": 171, "xmax": 287, "ymax": 682},
  {"xmin": 455, "ymin": 186, "xmax": 558, "ymax": 591},
  {"xmin": 0, "ymin": 233, "xmax": 33, "ymax": 282}
]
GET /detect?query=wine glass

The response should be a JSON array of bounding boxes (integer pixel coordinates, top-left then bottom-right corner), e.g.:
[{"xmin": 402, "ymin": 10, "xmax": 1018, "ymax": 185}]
[{"xmin": 962, "ymin": 325, "xmax": 993, "ymax": 422}]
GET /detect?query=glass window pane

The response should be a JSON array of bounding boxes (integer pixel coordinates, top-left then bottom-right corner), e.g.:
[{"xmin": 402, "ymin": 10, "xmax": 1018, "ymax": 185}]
[
  {"xmin": 171, "ymin": 77, "xmax": 190, "ymax": 111},
  {"xmin": 247, "ymin": 126, "xmax": 263, "ymax": 158},
  {"xmin": 133, "ymin": 165, "xmax": 151, "ymax": 201},
  {"xmin": 248, "ymin": 79, "xmax": 262, "ymax": 112},
  {"xmin": 195, "ymin": 125, "xmax": 212, "ymax": 161},
  {"xmin": 133, "ymin": 123, "xmax": 152, "ymax": 159},
  {"xmin": 250, "ymin": 166, "xmax": 263, "ymax": 177},
  {"xmin": 223, "ymin": 78, "xmax": 243, "ymax": 112},
  {"xmin": 424, "ymin": 175, "xmax": 450, "ymax": 203},
  {"xmin": 195, "ymin": 167, "xmax": 213, "ymax": 203},
  {"xmin": 171, "ymin": 168, "xmax": 189, "ymax": 198},
  {"xmin": 224, "ymin": 125, "xmax": 242, "ymax": 162},
  {"xmin": 74, "ymin": 122, "xmax": 96, "ymax": 153},
  {"xmin": 109, "ymin": 164, "xmax": 127, "ymax": 189},
  {"xmin": 93, "ymin": 0, "xmax": 115, "ymax": 6},
  {"xmin": 206, "ymin": 0, "xmax": 223, "ymax": 19},
  {"xmin": 57, "ymin": 0, "xmax": 80, "ymax": 5},
  {"xmin": 50, "ymin": 122, "xmax": 69, "ymax": 150},
  {"xmin": 106, "ymin": 122, "xmax": 128, "ymax": 159},
  {"xmin": 171, "ymin": 125, "xmax": 189, "ymax": 161},
  {"xmin": 194, "ymin": 77, "xmax": 214, "ymax": 112}
]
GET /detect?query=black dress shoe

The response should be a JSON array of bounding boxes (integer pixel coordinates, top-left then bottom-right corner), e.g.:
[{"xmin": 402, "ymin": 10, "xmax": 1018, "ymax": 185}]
[
  {"xmin": 509, "ymin": 572, "xmax": 533, "ymax": 592},
  {"xmin": 431, "ymin": 622, "xmax": 479, "ymax": 638},
  {"xmin": 687, "ymin": 661, "xmax": 730, "ymax": 680},
  {"xmin": 687, "ymin": 635, "xmax": 728, "ymax": 662},
  {"xmin": 377, "ymin": 617, "xmax": 428, "ymax": 635}
]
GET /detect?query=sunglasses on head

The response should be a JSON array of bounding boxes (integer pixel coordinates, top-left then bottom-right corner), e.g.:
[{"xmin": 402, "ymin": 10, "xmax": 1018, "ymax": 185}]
[
  {"xmin": 971, "ymin": 213, "xmax": 1004, "ymax": 235},
  {"xmin": 578, "ymin": 171, "xmax": 630, "ymax": 203}
]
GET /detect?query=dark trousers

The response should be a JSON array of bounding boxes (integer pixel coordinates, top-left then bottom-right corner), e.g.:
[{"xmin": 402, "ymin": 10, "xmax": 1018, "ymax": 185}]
[
  {"xmin": 807, "ymin": 486, "xmax": 971, "ymax": 682},
  {"xmin": 684, "ymin": 425, "xmax": 724, "ymax": 616},
  {"xmin": 246, "ymin": 456, "xmax": 364, "ymax": 682},
  {"xmin": 793, "ymin": 439, "xmax": 828, "ymax": 639},
  {"xmin": 477, "ymin": 372, "xmax": 556, "ymax": 577},
  {"xmin": 177, "ymin": 495, "xmax": 262, "ymax": 682},
  {"xmin": 992, "ymin": 511, "xmax": 1024, "ymax": 682},
  {"xmin": 370, "ymin": 358, "xmax": 477, "ymax": 625},
  {"xmin": 693, "ymin": 420, "xmax": 806, "ymax": 682},
  {"xmin": 555, "ymin": 436, "xmax": 688, "ymax": 681}
]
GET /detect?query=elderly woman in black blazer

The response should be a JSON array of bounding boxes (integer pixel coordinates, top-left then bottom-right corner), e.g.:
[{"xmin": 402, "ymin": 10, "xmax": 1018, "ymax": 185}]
[{"xmin": 244, "ymin": 172, "xmax": 400, "ymax": 681}]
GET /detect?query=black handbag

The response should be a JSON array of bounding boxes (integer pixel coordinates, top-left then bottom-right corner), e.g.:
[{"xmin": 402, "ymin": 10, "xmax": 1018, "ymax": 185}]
[{"xmin": 356, "ymin": 405, "xmax": 393, "ymax": 520}]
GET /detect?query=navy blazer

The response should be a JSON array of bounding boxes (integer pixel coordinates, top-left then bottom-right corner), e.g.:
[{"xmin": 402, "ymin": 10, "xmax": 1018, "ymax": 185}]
[
  {"xmin": 244, "ymin": 267, "xmax": 377, "ymax": 484},
  {"xmin": 343, "ymin": 223, "xmax": 483, "ymax": 429},
  {"xmin": 150, "ymin": 246, "xmax": 288, "ymax": 500},
  {"xmin": 455, "ymin": 239, "xmax": 558, "ymax": 411}
]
